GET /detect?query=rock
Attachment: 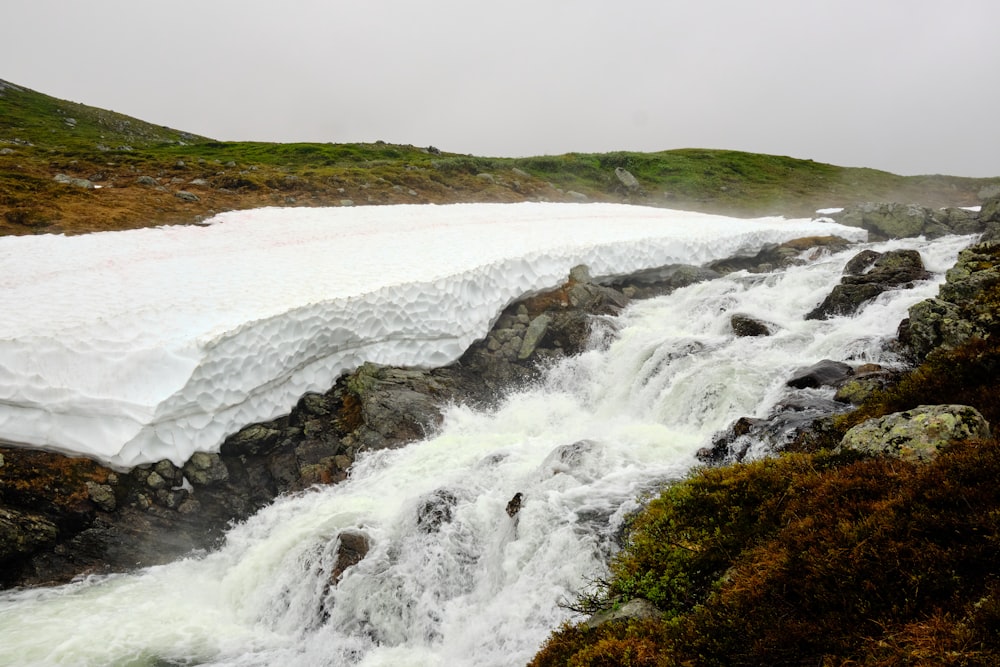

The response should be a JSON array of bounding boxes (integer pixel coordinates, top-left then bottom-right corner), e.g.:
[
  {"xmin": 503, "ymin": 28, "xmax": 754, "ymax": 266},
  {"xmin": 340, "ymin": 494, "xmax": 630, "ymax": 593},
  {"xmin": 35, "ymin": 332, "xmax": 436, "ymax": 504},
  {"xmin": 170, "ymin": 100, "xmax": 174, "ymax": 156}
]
[
  {"xmin": 898, "ymin": 241, "xmax": 1000, "ymax": 360},
  {"xmin": 518, "ymin": 314, "xmax": 551, "ymax": 360},
  {"xmin": 605, "ymin": 264, "xmax": 720, "ymax": 298},
  {"xmin": 505, "ymin": 492, "xmax": 524, "ymax": 518},
  {"xmin": 175, "ymin": 190, "xmax": 199, "ymax": 202},
  {"xmin": 0, "ymin": 509, "xmax": 58, "ymax": 562},
  {"xmin": 566, "ymin": 190, "xmax": 588, "ymax": 201},
  {"xmin": 584, "ymin": 598, "xmax": 661, "ymax": 629},
  {"xmin": 731, "ymin": 314, "xmax": 773, "ymax": 337},
  {"xmin": 330, "ymin": 529, "xmax": 370, "ymax": 584},
  {"xmin": 0, "ymin": 148, "xmax": 14, "ymax": 155},
  {"xmin": 340, "ymin": 199, "xmax": 354, "ymax": 206},
  {"xmin": 614, "ymin": 167, "xmax": 641, "ymax": 192},
  {"xmin": 833, "ymin": 366, "xmax": 899, "ymax": 405},
  {"xmin": 53, "ymin": 173, "xmax": 95, "ymax": 189},
  {"xmin": 182, "ymin": 452, "xmax": 229, "ymax": 486},
  {"xmin": 978, "ymin": 185, "xmax": 1000, "ymax": 201},
  {"xmin": 979, "ymin": 194, "xmax": 1000, "ymax": 224},
  {"xmin": 806, "ymin": 249, "xmax": 929, "ymax": 320},
  {"xmin": 786, "ymin": 360, "xmax": 854, "ymax": 389},
  {"xmin": 476, "ymin": 173, "xmax": 496, "ymax": 184},
  {"xmin": 188, "ymin": 178, "xmax": 209, "ymax": 187},
  {"xmin": 85, "ymin": 482, "xmax": 117, "ymax": 512},
  {"xmin": 833, "ymin": 202, "xmax": 947, "ymax": 240},
  {"xmin": 839, "ymin": 405, "xmax": 991, "ymax": 462}
]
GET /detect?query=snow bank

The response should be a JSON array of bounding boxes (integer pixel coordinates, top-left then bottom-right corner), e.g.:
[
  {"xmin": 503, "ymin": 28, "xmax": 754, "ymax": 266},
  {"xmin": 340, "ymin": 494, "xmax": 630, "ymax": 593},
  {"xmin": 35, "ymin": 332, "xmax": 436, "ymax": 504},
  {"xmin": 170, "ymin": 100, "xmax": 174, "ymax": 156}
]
[{"xmin": 0, "ymin": 203, "xmax": 866, "ymax": 467}]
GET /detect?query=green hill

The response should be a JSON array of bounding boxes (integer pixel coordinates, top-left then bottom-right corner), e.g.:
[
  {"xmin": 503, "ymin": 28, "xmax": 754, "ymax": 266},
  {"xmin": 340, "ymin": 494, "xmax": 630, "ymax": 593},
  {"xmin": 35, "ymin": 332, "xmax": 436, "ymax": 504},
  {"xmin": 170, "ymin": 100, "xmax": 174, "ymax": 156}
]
[{"xmin": 1, "ymin": 77, "xmax": 998, "ymax": 235}]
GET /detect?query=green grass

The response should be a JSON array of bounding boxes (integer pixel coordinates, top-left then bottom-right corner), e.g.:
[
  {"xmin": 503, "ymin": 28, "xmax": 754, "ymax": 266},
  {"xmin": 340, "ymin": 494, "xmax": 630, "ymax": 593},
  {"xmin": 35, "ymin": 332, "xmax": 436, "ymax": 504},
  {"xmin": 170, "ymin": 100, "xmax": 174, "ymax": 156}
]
[{"xmin": 3, "ymin": 75, "xmax": 999, "ymax": 236}]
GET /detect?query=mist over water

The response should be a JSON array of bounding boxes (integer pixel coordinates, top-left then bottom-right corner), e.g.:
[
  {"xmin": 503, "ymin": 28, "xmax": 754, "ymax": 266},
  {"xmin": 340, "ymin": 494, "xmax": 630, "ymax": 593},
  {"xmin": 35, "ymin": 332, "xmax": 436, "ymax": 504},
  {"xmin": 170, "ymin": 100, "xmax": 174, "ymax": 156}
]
[{"xmin": 0, "ymin": 235, "xmax": 973, "ymax": 667}]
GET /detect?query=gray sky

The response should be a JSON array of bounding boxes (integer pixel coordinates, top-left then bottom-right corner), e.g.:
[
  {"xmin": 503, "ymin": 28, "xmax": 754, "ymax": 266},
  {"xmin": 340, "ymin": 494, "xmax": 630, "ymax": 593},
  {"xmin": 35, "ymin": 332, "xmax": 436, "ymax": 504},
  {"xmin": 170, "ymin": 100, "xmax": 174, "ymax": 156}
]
[{"xmin": 3, "ymin": 0, "xmax": 999, "ymax": 176}]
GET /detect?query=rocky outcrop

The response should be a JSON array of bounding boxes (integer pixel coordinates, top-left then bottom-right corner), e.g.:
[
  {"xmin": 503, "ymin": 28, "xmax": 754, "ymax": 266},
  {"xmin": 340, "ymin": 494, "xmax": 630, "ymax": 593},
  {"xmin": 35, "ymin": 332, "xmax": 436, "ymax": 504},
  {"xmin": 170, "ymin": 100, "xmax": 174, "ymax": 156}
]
[
  {"xmin": 706, "ymin": 236, "xmax": 852, "ymax": 275},
  {"xmin": 806, "ymin": 249, "xmax": 930, "ymax": 320},
  {"xmin": 838, "ymin": 405, "xmax": 991, "ymax": 462},
  {"xmin": 830, "ymin": 202, "xmax": 985, "ymax": 240},
  {"xmin": 897, "ymin": 238, "xmax": 1000, "ymax": 361}
]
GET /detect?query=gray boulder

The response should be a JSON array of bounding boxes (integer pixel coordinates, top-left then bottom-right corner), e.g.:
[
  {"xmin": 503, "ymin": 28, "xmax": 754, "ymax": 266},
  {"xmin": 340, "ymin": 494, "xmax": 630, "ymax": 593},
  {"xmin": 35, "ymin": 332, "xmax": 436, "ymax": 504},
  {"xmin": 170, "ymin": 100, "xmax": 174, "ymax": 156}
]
[
  {"xmin": 839, "ymin": 404, "xmax": 990, "ymax": 462},
  {"xmin": 834, "ymin": 202, "xmax": 949, "ymax": 240},
  {"xmin": 584, "ymin": 598, "xmax": 661, "ymax": 629},
  {"xmin": 614, "ymin": 167, "xmax": 641, "ymax": 192}
]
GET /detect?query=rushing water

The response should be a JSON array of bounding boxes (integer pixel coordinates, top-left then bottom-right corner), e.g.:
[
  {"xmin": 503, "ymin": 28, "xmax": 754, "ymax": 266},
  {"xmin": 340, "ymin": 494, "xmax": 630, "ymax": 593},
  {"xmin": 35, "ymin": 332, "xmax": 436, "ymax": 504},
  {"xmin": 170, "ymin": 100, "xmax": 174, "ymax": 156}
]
[{"xmin": 0, "ymin": 235, "xmax": 973, "ymax": 667}]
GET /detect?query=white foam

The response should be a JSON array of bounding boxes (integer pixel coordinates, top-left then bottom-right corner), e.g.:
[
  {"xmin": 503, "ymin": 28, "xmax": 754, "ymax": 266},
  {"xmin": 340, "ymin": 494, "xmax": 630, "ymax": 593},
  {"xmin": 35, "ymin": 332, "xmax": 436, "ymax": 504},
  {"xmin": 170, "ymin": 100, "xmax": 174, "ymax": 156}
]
[{"xmin": 0, "ymin": 202, "xmax": 866, "ymax": 467}]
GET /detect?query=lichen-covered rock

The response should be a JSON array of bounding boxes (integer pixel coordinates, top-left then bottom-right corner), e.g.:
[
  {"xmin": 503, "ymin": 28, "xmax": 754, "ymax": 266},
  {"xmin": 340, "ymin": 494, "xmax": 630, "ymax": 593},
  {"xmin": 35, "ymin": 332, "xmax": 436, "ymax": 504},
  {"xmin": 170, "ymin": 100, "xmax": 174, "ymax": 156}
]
[
  {"xmin": 839, "ymin": 404, "xmax": 991, "ymax": 462},
  {"xmin": 584, "ymin": 597, "xmax": 662, "ymax": 629},
  {"xmin": 833, "ymin": 202, "xmax": 950, "ymax": 240},
  {"xmin": 899, "ymin": 241, "xmax": 1000, "ymax": 360},
  {"xmin": 182, "ymin": 452, "xmax": 229, "ymax": 486}
]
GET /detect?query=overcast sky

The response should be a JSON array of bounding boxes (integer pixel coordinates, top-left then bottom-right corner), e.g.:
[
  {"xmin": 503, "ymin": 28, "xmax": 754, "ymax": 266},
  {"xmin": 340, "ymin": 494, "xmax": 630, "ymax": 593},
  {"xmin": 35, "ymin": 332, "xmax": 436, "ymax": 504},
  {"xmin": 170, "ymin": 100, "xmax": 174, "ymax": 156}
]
[{"xmin": 3, "ymin": 0, "xmax": 998, "ymax": 177}]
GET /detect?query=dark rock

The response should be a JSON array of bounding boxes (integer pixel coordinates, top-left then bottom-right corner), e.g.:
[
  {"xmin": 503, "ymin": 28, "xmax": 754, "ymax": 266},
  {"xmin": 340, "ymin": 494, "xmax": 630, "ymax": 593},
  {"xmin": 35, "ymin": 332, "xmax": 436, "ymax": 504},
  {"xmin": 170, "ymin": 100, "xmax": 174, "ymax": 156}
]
[
  {"xmin": 505, "ymin": 492, "xmax": 524, "ymax": 518},
  {"xmin": 604, "ymin": 264, "xmax": 720, "ymax": 299},
  {"xmin": 786, "ymin": 359, "xmax": 854, "ymax": 389},
  {"xmin": 330, "ymin": 529, "xmax": 370, "ymax": 584},
  {"xmin": 806, "ymin": 249, "xmax": 930, "ymax": 320},
  {"xmin": 730, "ymin": 314, "xmax": 773, "ymax": 337}
]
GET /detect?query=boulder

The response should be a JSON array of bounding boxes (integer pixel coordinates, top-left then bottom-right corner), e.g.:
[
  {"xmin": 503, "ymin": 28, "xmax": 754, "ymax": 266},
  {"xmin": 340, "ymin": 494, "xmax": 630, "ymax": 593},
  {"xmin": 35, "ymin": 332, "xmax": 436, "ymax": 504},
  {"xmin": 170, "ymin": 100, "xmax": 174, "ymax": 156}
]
[
  {"xmin": 614, "ymin": 167, "xmax": 641, "ymax": 192},
  {"xmin": 833, "ymin": 202, "xmax": 949, "ymax": 240},
  {"xmin": 330, "ymin": 529, "xmax": 370, "ymax": 584},
  {"xmin": 584, "ymin": 597, "xmax": 661, "ymax": 629},
  {"xmin": 53, "ymin": 173, "xmax": 95, "ymax": 189},
  {"xmin": 806, "ymin": 249, "xmax": 929, "ymax": 320},
  {"xmin": 786, "ymin": 359, "xmax": 854, "ymax": 389},
  {"xmin": 731, "ymin": 314, "xmax": 773, "ymax": 337},
  {"xmin": 839, "ymin": 405, "xmax": 990, "ymax": 462},
  {"xmin": 899, "ymin": 241, "xmax": 1000, "ymax": 360}
]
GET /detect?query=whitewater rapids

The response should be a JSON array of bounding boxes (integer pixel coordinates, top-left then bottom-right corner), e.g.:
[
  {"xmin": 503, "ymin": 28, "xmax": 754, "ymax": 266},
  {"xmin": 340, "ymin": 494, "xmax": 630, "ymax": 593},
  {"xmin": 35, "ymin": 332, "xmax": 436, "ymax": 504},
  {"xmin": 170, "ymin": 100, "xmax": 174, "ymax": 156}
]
[{"xmin": 0, "ymin": 222, "xmax": 974, "ymax": 666}]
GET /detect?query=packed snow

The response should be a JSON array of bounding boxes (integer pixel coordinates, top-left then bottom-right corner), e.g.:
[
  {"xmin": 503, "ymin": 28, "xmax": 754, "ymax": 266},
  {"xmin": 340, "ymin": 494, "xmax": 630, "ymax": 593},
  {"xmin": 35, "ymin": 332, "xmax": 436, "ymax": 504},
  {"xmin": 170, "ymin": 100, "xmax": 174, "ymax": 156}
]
[{"xmin": 0, "ymin": 202, "xmax": 866, "ymax": 467}]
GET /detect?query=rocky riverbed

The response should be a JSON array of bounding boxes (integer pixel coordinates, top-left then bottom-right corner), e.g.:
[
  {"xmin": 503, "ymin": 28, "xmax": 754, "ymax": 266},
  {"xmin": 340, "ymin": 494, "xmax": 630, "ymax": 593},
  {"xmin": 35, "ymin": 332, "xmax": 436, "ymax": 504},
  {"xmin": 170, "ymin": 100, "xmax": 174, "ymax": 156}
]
[{"xmin": 2, "ymin": 197, "xmax": 998, "ymax": 590}]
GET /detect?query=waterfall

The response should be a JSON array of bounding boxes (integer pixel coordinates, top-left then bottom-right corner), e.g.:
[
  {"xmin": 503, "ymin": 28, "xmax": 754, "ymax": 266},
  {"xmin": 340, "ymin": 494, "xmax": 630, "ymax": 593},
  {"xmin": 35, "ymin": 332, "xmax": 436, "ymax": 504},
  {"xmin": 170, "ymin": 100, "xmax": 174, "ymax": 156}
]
[{"xmin": 0, "ymin": 234, "xmax": 973, "ymax": 667}]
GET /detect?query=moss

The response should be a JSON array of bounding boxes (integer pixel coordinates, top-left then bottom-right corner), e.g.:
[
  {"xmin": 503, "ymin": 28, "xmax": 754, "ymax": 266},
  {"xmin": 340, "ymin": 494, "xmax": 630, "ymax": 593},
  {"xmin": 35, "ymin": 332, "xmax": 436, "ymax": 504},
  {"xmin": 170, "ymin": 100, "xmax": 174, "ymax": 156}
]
[{"xmin": 538, "ymin": 441, "xmax": 1000, "ymax": 666}]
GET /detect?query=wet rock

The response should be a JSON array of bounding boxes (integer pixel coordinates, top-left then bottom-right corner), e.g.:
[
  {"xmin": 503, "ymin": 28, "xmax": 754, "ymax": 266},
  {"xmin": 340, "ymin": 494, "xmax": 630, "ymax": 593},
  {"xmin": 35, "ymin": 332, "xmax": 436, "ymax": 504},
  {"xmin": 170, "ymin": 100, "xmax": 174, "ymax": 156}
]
[
  {"xmin": 731, "ymin": 314, "xmax": 773, "ymax": 337},
  {"xmin": 806, "ymin": 249, "xmax": 929, "ymax": 320},
  {"xmin": 505, "ymin": 492, "xmax": 524, "ymax": 518},
  {"xmin": 604, "ymin": 264, "xmax": 720, "ymax": 299},
  {"xmin": 0, "ymin": 509, "xmax": 58, "ymax": 562},
  {"xmin": 330, "ymin": 529, "xmax": 370, "ymax": 584},
  {"xmin": 85, "ymin": 482, "xmax": 117, "ymax": 512},
  {"xmin": 786, "ymin": 359, "xmax": 854, "ymax": 389},
  {"xmin": 833, "ymin": 365, "xmax": 900, "ymax": 405},
  {"xmin": 839, "ymin": 404, "xmax": 991, "ymax": 462}
]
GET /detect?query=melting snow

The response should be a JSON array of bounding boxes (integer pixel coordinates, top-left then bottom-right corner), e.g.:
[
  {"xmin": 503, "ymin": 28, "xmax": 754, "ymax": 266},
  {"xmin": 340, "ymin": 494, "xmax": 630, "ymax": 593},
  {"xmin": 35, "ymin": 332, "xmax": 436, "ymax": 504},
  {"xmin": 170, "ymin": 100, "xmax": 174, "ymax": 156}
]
[{"xmin": 0, "ymin": 202, "xmax": 866, "ymax": 467}]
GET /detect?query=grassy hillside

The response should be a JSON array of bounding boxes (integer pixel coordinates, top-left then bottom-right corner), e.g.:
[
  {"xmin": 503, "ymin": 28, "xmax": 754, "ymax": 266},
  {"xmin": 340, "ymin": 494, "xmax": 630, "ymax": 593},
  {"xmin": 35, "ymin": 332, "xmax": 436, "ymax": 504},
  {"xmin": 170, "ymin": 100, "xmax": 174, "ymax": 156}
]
[{"xmin": 2, "ymin": 77, "xmax": 999, "ymax": 236}]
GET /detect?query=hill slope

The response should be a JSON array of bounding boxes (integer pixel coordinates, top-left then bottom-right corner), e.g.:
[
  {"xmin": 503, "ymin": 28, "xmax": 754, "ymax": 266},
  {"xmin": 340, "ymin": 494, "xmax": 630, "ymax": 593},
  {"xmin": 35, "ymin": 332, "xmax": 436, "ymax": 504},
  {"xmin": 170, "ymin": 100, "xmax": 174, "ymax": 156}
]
[{"xmin": 1, "ymin": 78, "xmax": 998, "ymax": 235}]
